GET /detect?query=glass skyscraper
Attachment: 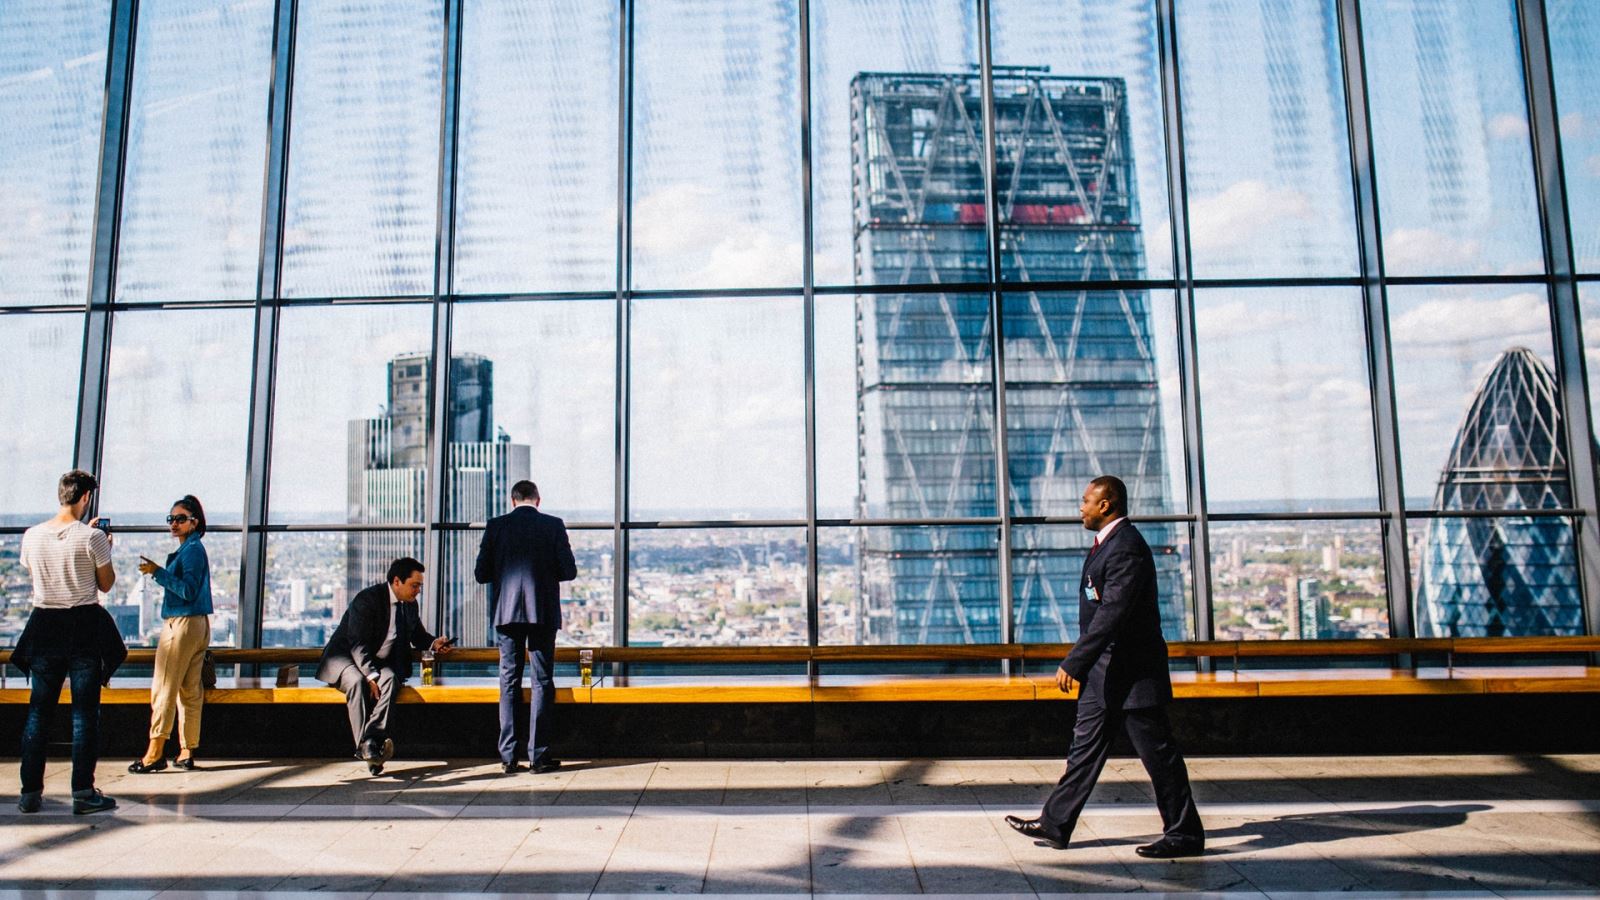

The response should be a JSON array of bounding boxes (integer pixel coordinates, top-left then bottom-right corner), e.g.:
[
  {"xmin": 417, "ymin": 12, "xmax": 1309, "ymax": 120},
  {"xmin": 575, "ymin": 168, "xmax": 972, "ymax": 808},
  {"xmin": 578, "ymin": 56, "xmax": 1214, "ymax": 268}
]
[
  {"xmin": 850, "ymin": 70, "xmax": 1185, "ymax": 644},
  {"xmin": 348, "ymin": 353, "xmax": 530, "ymax": 645},
  {"xmin": 1416, "ymin": 347, "xmax": 1584, "ymax": 637}
]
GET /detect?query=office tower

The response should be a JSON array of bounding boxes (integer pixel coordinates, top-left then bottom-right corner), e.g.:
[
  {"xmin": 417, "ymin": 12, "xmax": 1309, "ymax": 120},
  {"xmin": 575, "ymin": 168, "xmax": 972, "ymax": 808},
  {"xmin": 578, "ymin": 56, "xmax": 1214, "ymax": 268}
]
[
  {"xmin": 349, "ymin": 352, "xmax": 529, "ymax": 645},
  {"xmin": 1295, "ymin": 577, "xmax": 1326, "ymax": 640},
  {"xmin": 851, "ymin": 69, "xmax": 1184, "ymax": 644},
  {"xmin": 1415, "ymin": 347, "xmax": 1583, "ymax": 636}
]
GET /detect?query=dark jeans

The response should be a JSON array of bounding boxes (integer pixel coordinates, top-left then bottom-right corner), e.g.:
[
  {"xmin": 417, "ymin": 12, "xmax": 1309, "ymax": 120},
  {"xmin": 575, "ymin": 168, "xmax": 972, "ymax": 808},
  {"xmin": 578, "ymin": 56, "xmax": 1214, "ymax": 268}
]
[
  {"xmin": 1040, "ymin": 701, "xmax": 1205, "ymax": 847},
  {"xmin": 497, "ymin": 624, "xmax": 557, "ymax": 765},
  {"xmin": 20, "ymin": 654, "xmax": 102, "ymax": 794}
]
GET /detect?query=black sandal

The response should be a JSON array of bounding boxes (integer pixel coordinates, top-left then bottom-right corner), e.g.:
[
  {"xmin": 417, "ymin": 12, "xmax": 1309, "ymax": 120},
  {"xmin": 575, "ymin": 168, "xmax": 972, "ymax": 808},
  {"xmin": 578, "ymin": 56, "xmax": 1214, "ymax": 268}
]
[{"xmin": 128, "ymin": 757, "xmax": 168, "ymax": 773}]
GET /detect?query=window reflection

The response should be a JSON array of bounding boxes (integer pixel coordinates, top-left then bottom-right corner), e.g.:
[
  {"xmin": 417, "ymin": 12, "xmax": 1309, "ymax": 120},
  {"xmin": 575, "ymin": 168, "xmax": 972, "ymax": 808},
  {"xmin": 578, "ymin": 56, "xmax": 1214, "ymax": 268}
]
[
  {"xmin": 281, "ymin": 0, "xmax": 443, "ymax": 298},
  {"xmin": 0, "ymin": 314, "xmax": 81, "ymax": 522},
  {"xmin": 0, "ymin": 0, "xmax": 111, "ymax": 306},
  {"xmin": 632, "ymin": 0, "xmax": 803, "ymax": 289},
  {"xmin": 1547, "ymin": 0, "xmax": 1600, "ymax": 273},
  {"xmin": 1195, "ymin": 289, "xmax": 1378, "ymax": 512},
  {"xmin": 990, "ymin": 0, "xmax": 1174, "ymax": 281},
  {"xmin": 629, "ymin": 297, "xmax": 805, "ymax": 521},
  {"xmin": 810, "ymin": 0, "xmax": 983, "ymax": 287},
  {"xmin": 116, "ymin": 0, "xmax": 274, "ymax": 302},
  {"xmin": 454, "ymin": 0, "xmax": 619, "ymax": 294},
  {"xmin": 269, "ymin": 304, "xmax": 434, "ymax": 522},
  {"xmin": 628, "ymin": 527, "xmax": 806, "ymax": 646},
  {"xmin": 1177, "ymin": 0, "xmax": 1358, "ymax": 277},
  {"xmin": 1363, "ymin": 0, "xmax": 1543, "ymax": 276},
  {"xmin": 99, "ymin": 308, "xmax": 254, "ymax": 525},
  {"xmin": 1210, "ymin": 520, "xmax": 1390, "ymax": 640}
]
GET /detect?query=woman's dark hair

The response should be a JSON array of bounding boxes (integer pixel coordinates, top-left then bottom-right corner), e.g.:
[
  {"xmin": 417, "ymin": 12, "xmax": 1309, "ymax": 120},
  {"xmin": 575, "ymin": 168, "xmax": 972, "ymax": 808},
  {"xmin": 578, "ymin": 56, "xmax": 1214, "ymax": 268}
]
[{"xmin": 173, "ymin": 494, "xmax": 206, "ymax": 538}]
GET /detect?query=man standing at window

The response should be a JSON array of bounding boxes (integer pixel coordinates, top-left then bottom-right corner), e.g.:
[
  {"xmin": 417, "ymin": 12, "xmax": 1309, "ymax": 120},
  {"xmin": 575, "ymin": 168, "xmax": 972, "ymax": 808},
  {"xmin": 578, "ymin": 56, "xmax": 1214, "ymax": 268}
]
[
  {"xmin": 316, "ymin": 557, "xmax": 454, "ymax": 776},
  {"xmin": 1006, "ymin": 475, "xmax": 1205, "ymax": 857},
  {"xmin": 14, "ymin": 470, "xmax": 123, "ymax": 815},
  {"xmin": 476, "ymin": 480, "xmax": 577, "ymax": 774}
]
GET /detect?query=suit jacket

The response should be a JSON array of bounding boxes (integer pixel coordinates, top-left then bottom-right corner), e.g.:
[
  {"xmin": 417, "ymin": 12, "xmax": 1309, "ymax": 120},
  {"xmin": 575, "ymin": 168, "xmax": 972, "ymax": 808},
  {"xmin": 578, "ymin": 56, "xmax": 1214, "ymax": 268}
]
[
  {"xmin": 474, "ymin": 505, "xmax": 578, "ymax": 630},
  {"xmin": 315, "ymin": 583, "xmax": 436, "ymax": 684},
  {"xmin": 1060, "ymin": 521, "xmax": 1173, "ymax": 710}
]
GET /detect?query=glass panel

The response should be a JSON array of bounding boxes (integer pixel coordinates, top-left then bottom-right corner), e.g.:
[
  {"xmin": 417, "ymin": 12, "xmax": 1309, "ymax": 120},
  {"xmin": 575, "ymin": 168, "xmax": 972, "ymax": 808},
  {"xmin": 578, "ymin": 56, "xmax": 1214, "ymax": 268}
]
[
  {"xmin": 816, "ymin": 292, "xmax": 999, "ymax": 520},
  {"xmin": 1013, "ymin": 522, "xmax": 1193, "ymax": 643},
  {"xmin": 1209, "ymin": 519, "xmax": 1391, "ymax": 640},
  {"xmin": 631, "ymin": 0, "xmax": 802, "ymax": 290},
  {"xmin": 1004, "ymin": 288, "xmax": 1186, "ymax": 516},
  {"xmin": 443, "ymin": 528, "xmax": 613, "ymax": 648},
  {"xmin": 1548, "ymin": 0, "xmax": 1600, "ymax": 272},
  {"xmin": 990, "ymin": 0, "xmax": 1173, "ymax": 281},
  {"xmin": 262, "ymin": 529, "xmax": 423, "ymax": 647},
  {"xmin": 3, "ymin": 535, "xmax": 34, "ymax": 643},
  {"xmin": 818, "ymin": 525, "xmax": 999, "ymax": 645},
  {"xmin": 448, "ymin": 300, "xmax": 615, "ymax": 521},
  {"xmin": 809, "ymin": 0, "xmax": 984, "ymax": 287},
  {"xmin": 1410, "ymin": 514, "xmax": 1582, "ymax": 636},
  {"xmin": 1176, "ymin": 0, "xmax": 1358, "ymax": 278},
  {"xmin": 281, "ymin": 0, "xmax": 443, "ymax": 298},
  {"xmin": 0, "ymin": 0, "xmax": 112, "ymax": 306},
  {"xmin": 629, "ymin": 297, "xmax": 804, "ymax": 521},
  {"xmin": 1195, "ymin": 288, "xmax": 1379, "ymax": 512},
  {"xmin": 98, "ymin": 308, "xmax": 254, "ymax": 525},
  {"xmin": 1362, "ymin": 0, "xmax": 1543, "ymax": 277},
  {"xmin": 1388, "ymin": 285, "xmax": 1561, "ymax": 510},
  {"xmin": 268, "ymin": 303, "xmax": 434, "ymax": 522},
  {"xmin": 1583, "ymin": 285, "xmax": 1600, "ymax": 441},
  {"xmin": 115, "ymin": 0, "xmax": 275, "ymax": 302},
  {"xmin": 106, "ymin": 531, "xmax": 241, "ymax": 647},
  {"xmin": 627, "ymin": 527, "xmax": 806, "ymax": 645},
  {"xmin": 454, "ymin": 1, "xmax": 619, "ymax": 294},
  {"xmin": 0, "ymin": 314, "xmax": 82, "ymax": 522}
]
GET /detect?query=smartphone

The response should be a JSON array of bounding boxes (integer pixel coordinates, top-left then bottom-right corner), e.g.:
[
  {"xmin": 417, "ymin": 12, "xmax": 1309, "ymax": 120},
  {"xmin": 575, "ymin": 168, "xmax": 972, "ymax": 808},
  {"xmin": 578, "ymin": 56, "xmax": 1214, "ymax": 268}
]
[{"xmin": 95, "ymin": 517, "xmax": 112, "ymax": 533}]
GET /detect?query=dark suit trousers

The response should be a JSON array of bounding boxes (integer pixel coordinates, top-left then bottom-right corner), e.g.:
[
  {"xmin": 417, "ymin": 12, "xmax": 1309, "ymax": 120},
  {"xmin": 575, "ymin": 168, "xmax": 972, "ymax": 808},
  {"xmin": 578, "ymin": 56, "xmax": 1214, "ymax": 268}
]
[
  {"xmin": 1041, "ymin": 700, "xmax": 1204, "ymax": 846},
  {"xmin": 335, "ymin": 665, "xmax": 397, "ymax": 754},
  {"xmin": 497, "ymin": 624, "xmax": 556, "ymax": 765}
]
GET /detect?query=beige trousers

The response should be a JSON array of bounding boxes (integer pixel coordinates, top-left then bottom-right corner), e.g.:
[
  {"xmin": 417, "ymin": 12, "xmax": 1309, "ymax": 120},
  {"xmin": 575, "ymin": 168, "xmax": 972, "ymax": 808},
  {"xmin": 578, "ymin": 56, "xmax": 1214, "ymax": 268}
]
[{"xmin": 149, "ymin": 614, "xmax": 210, "ymax": 748}]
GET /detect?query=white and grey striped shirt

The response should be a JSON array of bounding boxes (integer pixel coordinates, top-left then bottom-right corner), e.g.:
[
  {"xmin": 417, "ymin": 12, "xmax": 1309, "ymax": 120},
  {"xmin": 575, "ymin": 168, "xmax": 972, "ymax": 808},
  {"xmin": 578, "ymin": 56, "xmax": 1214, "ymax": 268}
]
[{"xmin": 19, "ymin": 520, "xmax": 112, "ymax": 609}]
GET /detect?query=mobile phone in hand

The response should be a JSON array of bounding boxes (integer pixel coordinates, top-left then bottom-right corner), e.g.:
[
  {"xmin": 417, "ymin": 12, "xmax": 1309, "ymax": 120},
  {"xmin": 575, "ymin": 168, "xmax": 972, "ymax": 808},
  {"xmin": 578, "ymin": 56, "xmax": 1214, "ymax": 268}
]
[{"xmin": 95, "ymin": 517, "xmax": 112, "ymax": 533}]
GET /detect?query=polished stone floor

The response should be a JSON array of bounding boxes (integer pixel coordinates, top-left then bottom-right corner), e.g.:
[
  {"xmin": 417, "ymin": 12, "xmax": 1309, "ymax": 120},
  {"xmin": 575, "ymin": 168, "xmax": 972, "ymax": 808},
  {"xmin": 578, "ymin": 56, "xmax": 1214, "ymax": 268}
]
[{"xmin": 2, "ymin": 754, "xmax": 1598, "ymax": 898}]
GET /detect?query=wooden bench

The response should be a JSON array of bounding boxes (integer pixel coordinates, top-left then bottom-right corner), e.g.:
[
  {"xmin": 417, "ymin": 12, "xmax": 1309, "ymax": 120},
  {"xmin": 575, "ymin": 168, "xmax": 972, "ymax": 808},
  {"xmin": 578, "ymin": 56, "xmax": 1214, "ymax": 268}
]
[{"xmin": 2, "ymin": 637, "xmax": 1597, "ymax": 704}]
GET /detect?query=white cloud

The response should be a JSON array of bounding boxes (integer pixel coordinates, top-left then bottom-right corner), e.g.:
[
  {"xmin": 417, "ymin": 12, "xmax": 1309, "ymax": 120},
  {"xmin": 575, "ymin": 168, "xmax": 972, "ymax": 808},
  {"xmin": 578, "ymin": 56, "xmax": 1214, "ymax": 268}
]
[
  {"xmin": 1389, "ymin": 291, "xmax": 1548, "ymax": 352},
  {"xmin": 1183, "ymin": 180, "xmax": 1316, "ymax": 260},
  {"xmin": 633, "ymin": 182, "xmax": 802, "ymax": 288},
  {"xmin": 1194, "ymin": 299, "xmax": 1296, "ymax": 340},
  {"xmin": 1561, "ymin": 112, "xmax": 1586, "ymax": 140},
  {"xmin": 1489, "ymin": 114, "xmax": 1528, "ymax": 141},
  {"xmin": 1383, "ymin": 228, "xmax": 1487, "ymax": 274}
]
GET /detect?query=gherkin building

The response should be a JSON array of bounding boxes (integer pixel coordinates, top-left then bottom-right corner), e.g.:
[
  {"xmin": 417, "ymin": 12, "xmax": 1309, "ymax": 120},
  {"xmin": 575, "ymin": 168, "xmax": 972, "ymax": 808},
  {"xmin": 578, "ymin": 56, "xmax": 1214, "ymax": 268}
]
[{"xmin": 1415, "ymin": 347, "xmax": 1584, "ymax": 637}]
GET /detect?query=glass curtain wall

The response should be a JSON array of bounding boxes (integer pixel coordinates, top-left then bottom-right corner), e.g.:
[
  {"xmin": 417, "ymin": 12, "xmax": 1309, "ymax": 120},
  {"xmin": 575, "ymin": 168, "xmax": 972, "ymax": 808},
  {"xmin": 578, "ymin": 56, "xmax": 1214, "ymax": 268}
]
[{"xmin": 1, "ymin": 0, "xmax": 1596, "ymax": 651}]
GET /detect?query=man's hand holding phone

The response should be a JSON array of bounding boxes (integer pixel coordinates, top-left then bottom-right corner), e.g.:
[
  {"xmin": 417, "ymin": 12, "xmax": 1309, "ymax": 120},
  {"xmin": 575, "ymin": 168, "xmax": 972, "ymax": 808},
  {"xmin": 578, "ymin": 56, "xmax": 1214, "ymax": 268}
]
[{"xmin": 430, "ymin": 636, "xmax": 456, "ymax": 656}]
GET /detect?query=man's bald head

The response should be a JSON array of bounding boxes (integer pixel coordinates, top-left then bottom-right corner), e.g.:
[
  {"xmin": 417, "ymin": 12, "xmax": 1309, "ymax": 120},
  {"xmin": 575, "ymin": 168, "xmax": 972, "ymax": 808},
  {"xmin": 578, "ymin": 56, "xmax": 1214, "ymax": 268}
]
[{"xmin": 1080, "ymin": 475, "xmax": 1129, "ymax": 530}]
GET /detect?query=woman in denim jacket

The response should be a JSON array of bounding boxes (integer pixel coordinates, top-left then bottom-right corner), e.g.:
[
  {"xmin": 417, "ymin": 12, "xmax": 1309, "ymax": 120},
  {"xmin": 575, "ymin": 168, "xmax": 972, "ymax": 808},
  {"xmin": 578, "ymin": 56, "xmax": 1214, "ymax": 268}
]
[{"xmin": 129, "ymin": 495, "xmax": 213, "ymax": 772}]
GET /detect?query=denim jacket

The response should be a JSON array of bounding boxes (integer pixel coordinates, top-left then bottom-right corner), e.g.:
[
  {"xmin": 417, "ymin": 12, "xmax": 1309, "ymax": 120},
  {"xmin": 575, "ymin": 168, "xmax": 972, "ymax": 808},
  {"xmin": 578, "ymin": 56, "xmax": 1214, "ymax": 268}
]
[{"xmin": 151, "ymin": 534, "xmax": 213, "ymax": 618}]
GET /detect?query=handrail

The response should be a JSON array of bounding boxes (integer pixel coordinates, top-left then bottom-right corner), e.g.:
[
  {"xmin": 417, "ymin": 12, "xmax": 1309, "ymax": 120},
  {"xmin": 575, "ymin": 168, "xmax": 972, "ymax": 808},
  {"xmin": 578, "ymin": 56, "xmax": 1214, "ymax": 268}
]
[{"xmin": 2, "ymin": 635, "xmax": 1597, "ymax": 669}]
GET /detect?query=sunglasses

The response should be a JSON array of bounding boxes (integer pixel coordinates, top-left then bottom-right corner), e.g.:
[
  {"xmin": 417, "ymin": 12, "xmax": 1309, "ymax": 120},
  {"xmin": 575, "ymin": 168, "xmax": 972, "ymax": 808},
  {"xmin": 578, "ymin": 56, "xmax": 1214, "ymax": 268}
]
[{"xmin": 166, "ymin": 514, "xmax": 197, "ymax": 525}]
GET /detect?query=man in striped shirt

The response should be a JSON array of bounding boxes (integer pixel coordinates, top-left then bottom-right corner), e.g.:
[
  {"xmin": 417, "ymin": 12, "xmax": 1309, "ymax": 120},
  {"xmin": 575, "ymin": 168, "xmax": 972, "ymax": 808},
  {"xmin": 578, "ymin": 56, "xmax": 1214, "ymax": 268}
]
[{"xmin": 15, "ymin": 470, "xmax": 120, "ymax": 815}]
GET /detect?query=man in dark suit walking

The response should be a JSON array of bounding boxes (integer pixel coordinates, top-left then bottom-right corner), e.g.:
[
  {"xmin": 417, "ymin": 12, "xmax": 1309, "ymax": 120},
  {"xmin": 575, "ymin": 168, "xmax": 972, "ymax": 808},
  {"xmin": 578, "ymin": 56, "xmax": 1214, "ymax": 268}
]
[
  {"xmin": 475, "ymin": 480, "xmax": 577, "ymax": 774},
  {"xmin": 316, "ymin": 557, "xmax": 454, "ymax": 775},
  {"xmin": 1006, "ymin": 475, "xmax": 1205, "ymax": 858}
]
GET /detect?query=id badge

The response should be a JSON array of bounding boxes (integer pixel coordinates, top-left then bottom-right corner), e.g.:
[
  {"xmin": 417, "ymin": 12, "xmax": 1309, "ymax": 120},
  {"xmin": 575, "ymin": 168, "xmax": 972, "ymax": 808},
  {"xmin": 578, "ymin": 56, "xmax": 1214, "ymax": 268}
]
[{"xmin": 1085, "ymin": 580, "xmax": 1100, "ymax": 603}]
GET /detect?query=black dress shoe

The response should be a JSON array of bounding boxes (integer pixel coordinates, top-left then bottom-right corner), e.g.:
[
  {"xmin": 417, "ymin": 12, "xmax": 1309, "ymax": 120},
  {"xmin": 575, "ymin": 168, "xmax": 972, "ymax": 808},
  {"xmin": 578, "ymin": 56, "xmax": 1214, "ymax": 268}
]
[
  {"xmin": 128, "ymin": 757, "xmax": 168, "ymax": 774},
  {"xmin": 1135, "ymin": 837, "xmax": 1205, "ymax": 859},
  {"xmin": 172, "ymin": 756, "xmax": 196, "ymax": 771},
  {"xmin": 501, "ymin": 761, "xmax": 523, "ymax": 774},
  {"xmin": 1004, "ymin": 814, "xmax": 1067, "ymax": 849},
  {"xmin": 530, "ymin": 758, "xmax": 562, "ymax": 774}
]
